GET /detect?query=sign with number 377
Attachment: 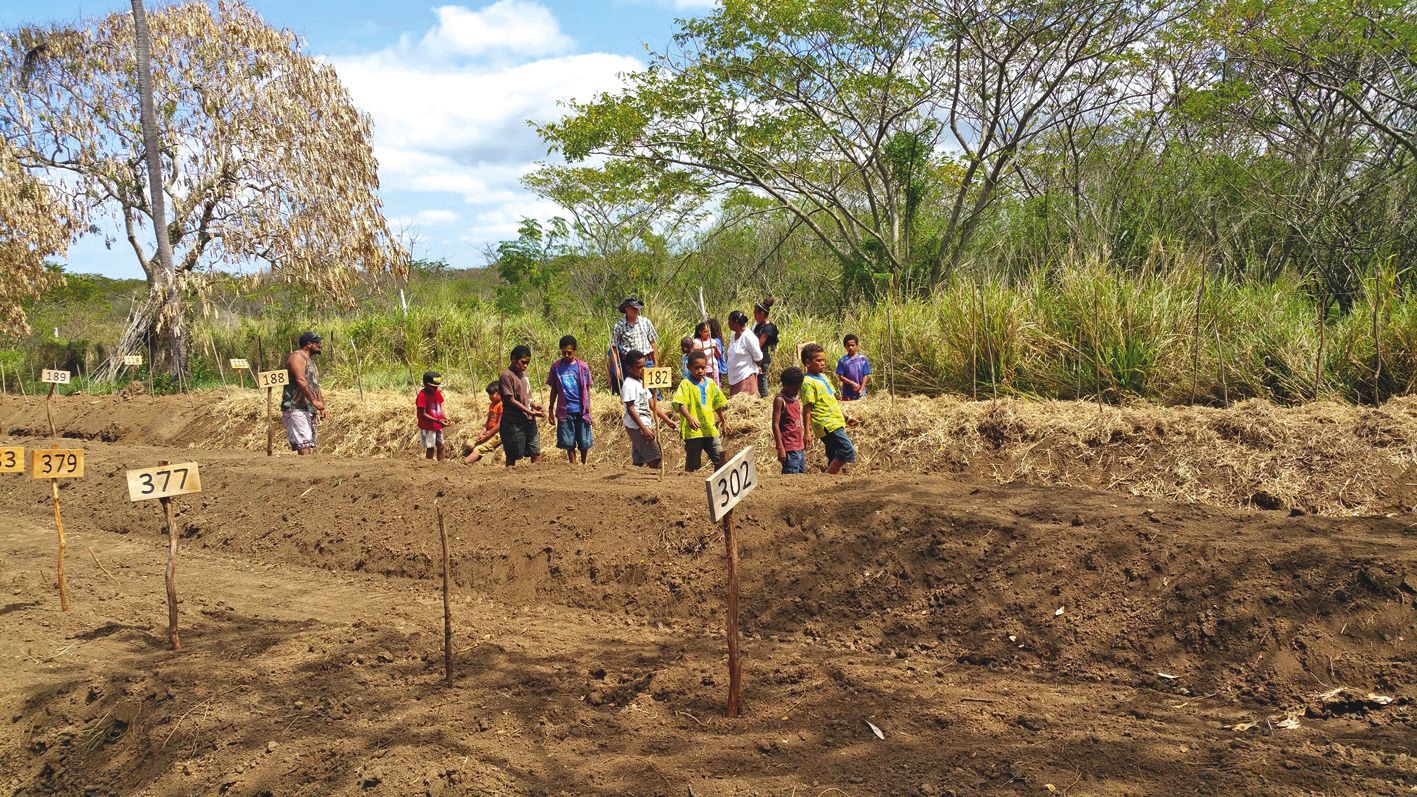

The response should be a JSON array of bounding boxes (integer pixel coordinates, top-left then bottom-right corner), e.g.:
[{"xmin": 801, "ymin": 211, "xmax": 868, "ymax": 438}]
[
  {"xmin": 126, "ymin": 462, "xmax": 203, "ymax": 502},
  {"xmin": 705, "ymin": 446, "xmax": 756, "ymax": 522}
]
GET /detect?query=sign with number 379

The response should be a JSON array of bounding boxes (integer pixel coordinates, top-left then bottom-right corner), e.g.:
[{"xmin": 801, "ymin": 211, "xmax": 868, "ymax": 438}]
[{"xmin": 705, "ymin": 446, "xmax": 756, "ymax": 522}]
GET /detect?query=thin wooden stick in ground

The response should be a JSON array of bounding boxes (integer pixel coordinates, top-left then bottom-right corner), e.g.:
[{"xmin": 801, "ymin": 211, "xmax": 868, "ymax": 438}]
[
  {"xmin": 722, "ymin": 507, "xmax": 742, "ymax": 718},
  {"xmin": 45, "ymin": 382, "xmax": 57, "ymax": 437},
  {"xmin": 161, "ymin": 494, "xmax": 182, "ymax": 650},
  {"xmin": 207, "ymin": 334, "xmax": 230, "ymax": 396},
  {"xmin": 439, "ymin": 505, "xmax": 453, "ymax": 687},
  {"xmin": 51, "ymin": 481, "xmax": 68, "ymax": 612},
  {"xmin": 266, "ymin": 384, "xmax": 275, "ymax": 457},
  {"xmin": 1372, "ymin": 268, "xmax": 1383, "ymax": 406}
]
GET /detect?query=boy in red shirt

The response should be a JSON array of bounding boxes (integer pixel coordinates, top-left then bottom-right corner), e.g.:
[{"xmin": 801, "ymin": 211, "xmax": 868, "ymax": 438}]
[{"xmin": 416, "ymin": 372, "xmax": 452, "ymax": 461}]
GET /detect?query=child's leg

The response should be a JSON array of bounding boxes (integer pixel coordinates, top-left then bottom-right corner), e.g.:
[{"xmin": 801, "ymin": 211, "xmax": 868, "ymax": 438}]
[
  {"xmin": 579, "ymin": 418, "xmax": 592, "ymax": 464},
  {"xmin": 684, "ymin": 439, "xmax": 703, "ymax": 472},
  {"xmin": 826, "ymin": 458, "xmax": 845, "ymax": 474},
  {"xmin": 436, "ymin": 442, "xmax": 445, "ymax": 462},
  {"xmin": 706, "ymin": 436, "xmax": 724, "ymax": 469},
  {"xmin": 425, "ymin": 447, "xmax": 436, "ymax": 460}
]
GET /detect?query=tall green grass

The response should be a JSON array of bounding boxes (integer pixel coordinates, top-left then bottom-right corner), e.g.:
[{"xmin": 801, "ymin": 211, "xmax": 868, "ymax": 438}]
[{"xmin": 5, "ymin": 262, "xmax": 1414, "ymax": 405}]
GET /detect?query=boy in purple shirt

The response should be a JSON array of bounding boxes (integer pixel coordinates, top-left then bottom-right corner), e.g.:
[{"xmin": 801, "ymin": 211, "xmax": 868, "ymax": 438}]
[
  {"xmin": 546, "ymin": 334, "xmax": 594, "ymax": 464},
  {"xmin": 835, "ymin": 333, "xmax": 872, "ymax": 400}
]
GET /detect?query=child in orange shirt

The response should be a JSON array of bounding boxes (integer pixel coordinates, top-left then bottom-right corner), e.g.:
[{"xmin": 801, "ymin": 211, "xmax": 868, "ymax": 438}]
[{"xmin": 462, "ymin": 382, "xmax": 503, "ymax": 464}]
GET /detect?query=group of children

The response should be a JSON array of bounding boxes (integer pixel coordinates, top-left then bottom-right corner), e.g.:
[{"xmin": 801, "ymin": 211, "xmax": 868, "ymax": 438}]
[{"xmin": 414, "ymin": 333, "xmax": 873, "ymax": 476}]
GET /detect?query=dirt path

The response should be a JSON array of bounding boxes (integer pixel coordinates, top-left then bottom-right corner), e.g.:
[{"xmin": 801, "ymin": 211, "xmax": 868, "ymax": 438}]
[{"xmin": 0, "ymin": 438, "xmax": 1413, "ymax": 794}]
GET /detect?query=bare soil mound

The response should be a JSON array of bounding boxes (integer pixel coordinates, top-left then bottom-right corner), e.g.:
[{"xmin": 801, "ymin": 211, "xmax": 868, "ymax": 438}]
[{"xmin": 0, "ymin": 430, "xmax": 1413, "ymax": 794}]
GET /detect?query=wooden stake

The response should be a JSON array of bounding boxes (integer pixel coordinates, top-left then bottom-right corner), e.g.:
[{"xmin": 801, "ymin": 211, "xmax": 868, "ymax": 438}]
[
  {"xmin": 265, "ymin": 386, "xmax": 275, "ymax": 457},
  {"xmin": 349, "ymin": 335, "xmax": 365, "ymax": 404},
  {"xmin": 207, "ymin": 335, "xmax": 230, "ymax": 396},
  {"xmin": 51, "ymin": 480, "xmax": 69, "ymax": 612},
  {"xmin": 438, "ymin": 505, "xmax": 453, "ymax": 687},
  {"xmin": 722, "ymin": 508, "xmax": 742, "ymax": 718},
  {"xmin": 161, "ymin": 495, "xmax": 182, "ymax": 650},
  {"xmin": 1372, "ymin": 269, "xmax": 1383, "ymax": 406},
  {"xmin": 1315, "ymin": 289, "xmax": 1327, "ymax": 401},
  {"xmin": 45, "ymin": 382, "xmax": 57, "ymax": 437}
]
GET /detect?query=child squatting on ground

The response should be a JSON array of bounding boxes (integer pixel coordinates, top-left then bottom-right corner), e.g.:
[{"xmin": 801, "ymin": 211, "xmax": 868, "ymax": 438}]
[
  {"xmin": 415, "ymin": 371, "xmax": 452, "ymax": 461},
  {"xmin": 801, "ymin": 343, "xmax": 858, "ymax": 474},
  {"xmin": 499, "ymin": 344, "xmax": 545, "ymax": 467},
  {"xmin": 671, "ymin": 350, "xmax": 730, "ymax": 471},
  {"xmin": 835, "ymin": 333, "xmax": 871, "ymax": 400},
  {"xmin": 546, "ymin": 335, "xmax": 594, "ymax": 465},
  {"xmin": 462, "ymin": 382, "xmax": 503, "ymax": 465},
  {"xmin": 620, "ymin": 349, "xmax": 678, "ymax": 468},
  {"xmin": 773, "ymin": 367, "xmax": 806, "ymax": 474}
]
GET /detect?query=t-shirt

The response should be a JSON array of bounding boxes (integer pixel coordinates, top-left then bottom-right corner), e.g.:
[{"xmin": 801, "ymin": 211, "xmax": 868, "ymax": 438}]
[
  {"xmin": 836, "ymin": 353, "xmax": 872, "ymax": 400},
  {"xmin": 546, "ymin": 359, "xmax": 591, "ymax": 419},
  {"xmin": 611, "ymin": 316, "xmax": 658, "ymax": 355},
  {"xmin": 621, "ymin": 376, "xmax": 654, "ymax": 430},
  {"xmin": 775, "ymin": 393, "xmax": 804, "ymax": 452},
  {"xmin": 484, "ymin": 397, "xmax": 503, "ymax": 431},
  {"xmin": 754, "ymin": 322, "xmax": 780, "ymax": 361},
  {"xmin": 800, "ymin": 373, "xmax": 847, "ymax": 435},
  {"xmin": 726, "ymin": 329, "xmax": 764, "ymax": 385},
  {"xmin": 692, "ymin": 337, "xmax": 722, "ymax": 377},
  {"xmin": 671, "ymin": 376, "xmax": 728, "ymax": 440},
  {"xmin": 415, "ymin": 388, "xmax": 445, "ymax": 431},
  {"xmin": 498, "ymin": 367, "xmax": 534, "ymax": 423}
]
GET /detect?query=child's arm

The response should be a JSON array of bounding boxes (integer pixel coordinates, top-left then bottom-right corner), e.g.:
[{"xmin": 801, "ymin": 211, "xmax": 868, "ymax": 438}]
[
  {"xmin": 715, "ymin": 406, "xmax": 729, "ymax": 435},
  {"xmin": 650, "ymin": 394, "xmax": 676, "ymax": 427},
  {"xmin": 543, "ymin": 370, "xmax": 559, "ymax": 419},
  {"xmin": 676, "ymin": 402, "xmax": 701, "ymax": 430},
  {"xmin": 771, "ymin": 396, "xmax": 786, "ymax": 461},
  {"xmin": 859, "ymin": 373, "xmax": 869, "ymax": 393},
  {"xmin": 801, "ymin": 397, "xmax": 814, "ymax": 449}
]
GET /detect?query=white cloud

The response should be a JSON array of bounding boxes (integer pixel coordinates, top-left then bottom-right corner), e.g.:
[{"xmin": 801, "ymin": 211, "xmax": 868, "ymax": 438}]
[
  {"xmin": 325, "ymin": 2, "xmax": 643, "ymax": 263},
  {"xmin": 417, "ymin": 1, "xmax": 572, "ymax": 59}
]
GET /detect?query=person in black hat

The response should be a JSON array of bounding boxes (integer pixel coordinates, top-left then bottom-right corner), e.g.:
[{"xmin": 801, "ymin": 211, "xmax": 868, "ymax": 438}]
[
  {"xmin": 416, "ymin": 371, "xmax": 452, "ymax": 461},
  {"xmin": 608, "ymin": 296, "xmax": 659, "ymax": 393},
  {"xmin": 282, "ymin": 332, "xmax": 325, "ymax": 455}
]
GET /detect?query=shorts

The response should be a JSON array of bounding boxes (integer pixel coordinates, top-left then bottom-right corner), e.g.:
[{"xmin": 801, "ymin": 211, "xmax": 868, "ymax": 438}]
[
  {"xmin": 684, "ymin": 436, "xmax": 724, "ymax": 472},
  {"xmin": 500, "ymin": 417, "xmax": 541, "ymax": 464},
  {"xmin": 420, "ymin": 429, "xmax": 444, "ymax": 448},
  {"xmin": 283, "ymin": 409, "xmax": 317, "ymax": 451},
  {"xmin": 821, "ymin": 427, "xmax": 857, "ymax": 465},
  {"xmin": 781, "ymin": 449, "xmax": 805, "ymax": 474},
  {"xmin": 556, "ymin": 416, "xmax": 593, "ymax": 452},
  {"xmin": 476, "ymin": 434, "xmax": 502, "ymax": 455},
  {"xmin": 626, "ymin": 427, "xmax": 661, "ymax": 465}
]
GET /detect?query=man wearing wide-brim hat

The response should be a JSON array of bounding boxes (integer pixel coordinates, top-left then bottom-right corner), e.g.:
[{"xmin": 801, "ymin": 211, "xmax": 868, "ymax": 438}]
[{"xmin": 609, "ymin": 296, "xmax": 658, "ymax": 392}]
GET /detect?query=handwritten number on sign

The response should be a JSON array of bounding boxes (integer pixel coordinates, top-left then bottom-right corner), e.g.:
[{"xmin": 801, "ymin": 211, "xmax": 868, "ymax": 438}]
[{"xmin": 1, "ymin": 449, "xmax": 15, "ymax": 469}]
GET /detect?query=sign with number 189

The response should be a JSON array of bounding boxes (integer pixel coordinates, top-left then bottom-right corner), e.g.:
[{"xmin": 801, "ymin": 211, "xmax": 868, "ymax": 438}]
[{"xmin": 705, "ymin": 446, "xmax": 756, "ymax": 522}]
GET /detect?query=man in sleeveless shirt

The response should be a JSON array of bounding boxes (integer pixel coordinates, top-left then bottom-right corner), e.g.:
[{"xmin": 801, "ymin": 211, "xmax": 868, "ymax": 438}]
[{"xmin": 283, "ymin": 332, "xmax": 326, "ymax": 455}]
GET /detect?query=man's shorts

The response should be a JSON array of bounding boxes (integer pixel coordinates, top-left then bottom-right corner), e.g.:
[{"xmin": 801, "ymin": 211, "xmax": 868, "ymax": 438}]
[
  {"xmin": 820, "ymin": 427, "xmax": 857, "ymax": 464},
  {"xmin": 555, "ymin": 416, "xmax": 593, "ymax": 452},
  {"xmin": 626, "ymin": 427, "xmax": 661, "ymax": 466},
  {"xmin": 684, "ymin": 436, "xmax": 724, "ymax": 472},
  {"xmin": 476, "ymin": 434, "xmax": 502, "ymax": 456},
  {"xmin": 283, "ymin": 409, "xmax": 317, "ymax": 451},
  {"xmin": 781, "ymin": 449, "xmax": 806, "ymax": 474},
  {"xmin": 500, "ymin": 417, "xmax": 541, "ymax": 464},
  {"xmin": 420, "ymin": 429, "xmax": 444, "ymax": 449}
]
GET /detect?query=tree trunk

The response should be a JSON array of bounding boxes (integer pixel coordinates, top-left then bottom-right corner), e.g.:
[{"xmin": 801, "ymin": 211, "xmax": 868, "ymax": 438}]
[{"xmin": 127, "ymin": 0, "xmax": 185, "ymax": 381}]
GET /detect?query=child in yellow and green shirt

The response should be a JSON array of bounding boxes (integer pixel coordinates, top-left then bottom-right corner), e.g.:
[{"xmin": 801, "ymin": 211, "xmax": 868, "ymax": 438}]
[
  {"xmin": 800, "ymin": 343, "xmax": 857, "ymax": 474},
  {"xmin": 671, "ymin": 350, "xmax": 730, "ymax": 471}
]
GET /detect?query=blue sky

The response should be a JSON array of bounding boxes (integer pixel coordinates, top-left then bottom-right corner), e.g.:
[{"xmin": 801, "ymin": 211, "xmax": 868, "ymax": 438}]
[{"xmin": 0, "ymin": 0, "xmax": 713, "ymax": 278}]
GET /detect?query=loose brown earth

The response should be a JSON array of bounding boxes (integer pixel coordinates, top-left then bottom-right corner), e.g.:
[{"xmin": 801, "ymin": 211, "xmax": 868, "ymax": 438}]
[{"xmin": 0, "ymin": 393, "xmax": 1414, "ymax": 796}]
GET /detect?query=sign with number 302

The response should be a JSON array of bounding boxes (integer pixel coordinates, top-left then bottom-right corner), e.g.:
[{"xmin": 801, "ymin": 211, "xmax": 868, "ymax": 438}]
[
  {"xmin": 705, "ymin": 446, "xmax": 756, "ymax": 522},
  {"xmin": 126, "ymin": 462, "xmax": 203, "ymax": 502}
]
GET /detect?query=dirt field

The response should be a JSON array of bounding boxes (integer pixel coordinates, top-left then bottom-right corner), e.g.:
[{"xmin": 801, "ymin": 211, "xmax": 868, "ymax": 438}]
[{"xmin": 1, "ymin": 393, "xmax": 1414, "ymax": 795}]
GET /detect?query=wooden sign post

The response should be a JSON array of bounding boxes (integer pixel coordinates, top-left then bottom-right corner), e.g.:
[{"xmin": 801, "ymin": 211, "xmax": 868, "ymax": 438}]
[
  {"xmin": 256, "ymin": 369, "xmax": 289, "ymax": 456},
  {"xmin": 41, "ymin": 369, "xmax": 70, "ymax": 437},
  {"xmin": 705, "ymin": 445, "xmax": 757, "ymax": 718},
  {"xmin": 122, "ymin": 355, "xmax": 143, "ymax": 381},
  {"xmin": 31, "ymin": 448, "xmax": 85, "ymax": 611},
  {"xmin": 229, "ymin": 358, "xmax": 251, "ymax": 389},
  {"xmin": 642, "ymin": 367, "xmax": 675, "ymax": 480},
  {"xmin": 126, "ymin": 462, "xmax": 203, "ymax": 650}
]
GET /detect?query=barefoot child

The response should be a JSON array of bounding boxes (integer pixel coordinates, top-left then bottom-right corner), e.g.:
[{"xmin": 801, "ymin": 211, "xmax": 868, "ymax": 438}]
[
  {"xmin": 462, "ymin": 382, "xmax": 503, "ymax": 465},
  {"xmin": 416, "ymin": 372, "xmax": 451, "ymax": 461},
  {"xmin": 620, "ymin": 349, "xmax": 678, "ymax": 469},
  {"xmin": 772, "ymin": 367, "xmax": 806, "ymax": 474},
  {"xmin": 801, "ymin": 343, "xmax": 857, "ymax": 474},
  {"xmin": 671, "ymin": 350, "xmax": 729, "ymax": 471},
  {"xmin": 546, "ymin": 335, "xmax": 594, "ymax": 465},
  {"xmin": 499, "ymin": 345, "xmax": 545, "ymax": 467},
  {"xmin": 835, "ymin": 333, "xmax": 872, "ymax": 400}
]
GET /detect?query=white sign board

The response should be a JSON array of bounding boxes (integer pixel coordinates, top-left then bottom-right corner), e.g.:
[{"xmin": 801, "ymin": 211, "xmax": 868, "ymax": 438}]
[
  {"xmin": 642, "ymin": 367, "xmax": 674, "ymax": 390},
  {"xmin": 122, "ymin": 355, "xmax": 144, "ymax": 367},
  {"xmin": 41, "ymin": 369, "xmax": 71, "ymax": 384},
  {"xmin": 705, "ymin": 446, "xmax": 757, "ymax": 523},
  {"xmin": 229, "ymin": 358, "xmax": 250, "ymax": 370},
  {"xmin": 126, "ymin": 462, "xmax": 203, "ymax": 501},
  {"xmin": 257, "ymin": 369, "xmax": 289, "ymax": 390}
]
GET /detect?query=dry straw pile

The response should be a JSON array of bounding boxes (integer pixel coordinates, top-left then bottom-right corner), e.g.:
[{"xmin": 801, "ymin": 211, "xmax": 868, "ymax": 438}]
[{"xmin": 211, "ymin": 389, "xmax": 1417, "ymax": 517}]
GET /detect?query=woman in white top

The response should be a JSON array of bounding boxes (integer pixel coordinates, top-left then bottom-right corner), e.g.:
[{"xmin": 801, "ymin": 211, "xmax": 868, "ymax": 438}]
[{"xmin": 724, "ymin": 309, "xmax": 764, "ymax": 396}]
